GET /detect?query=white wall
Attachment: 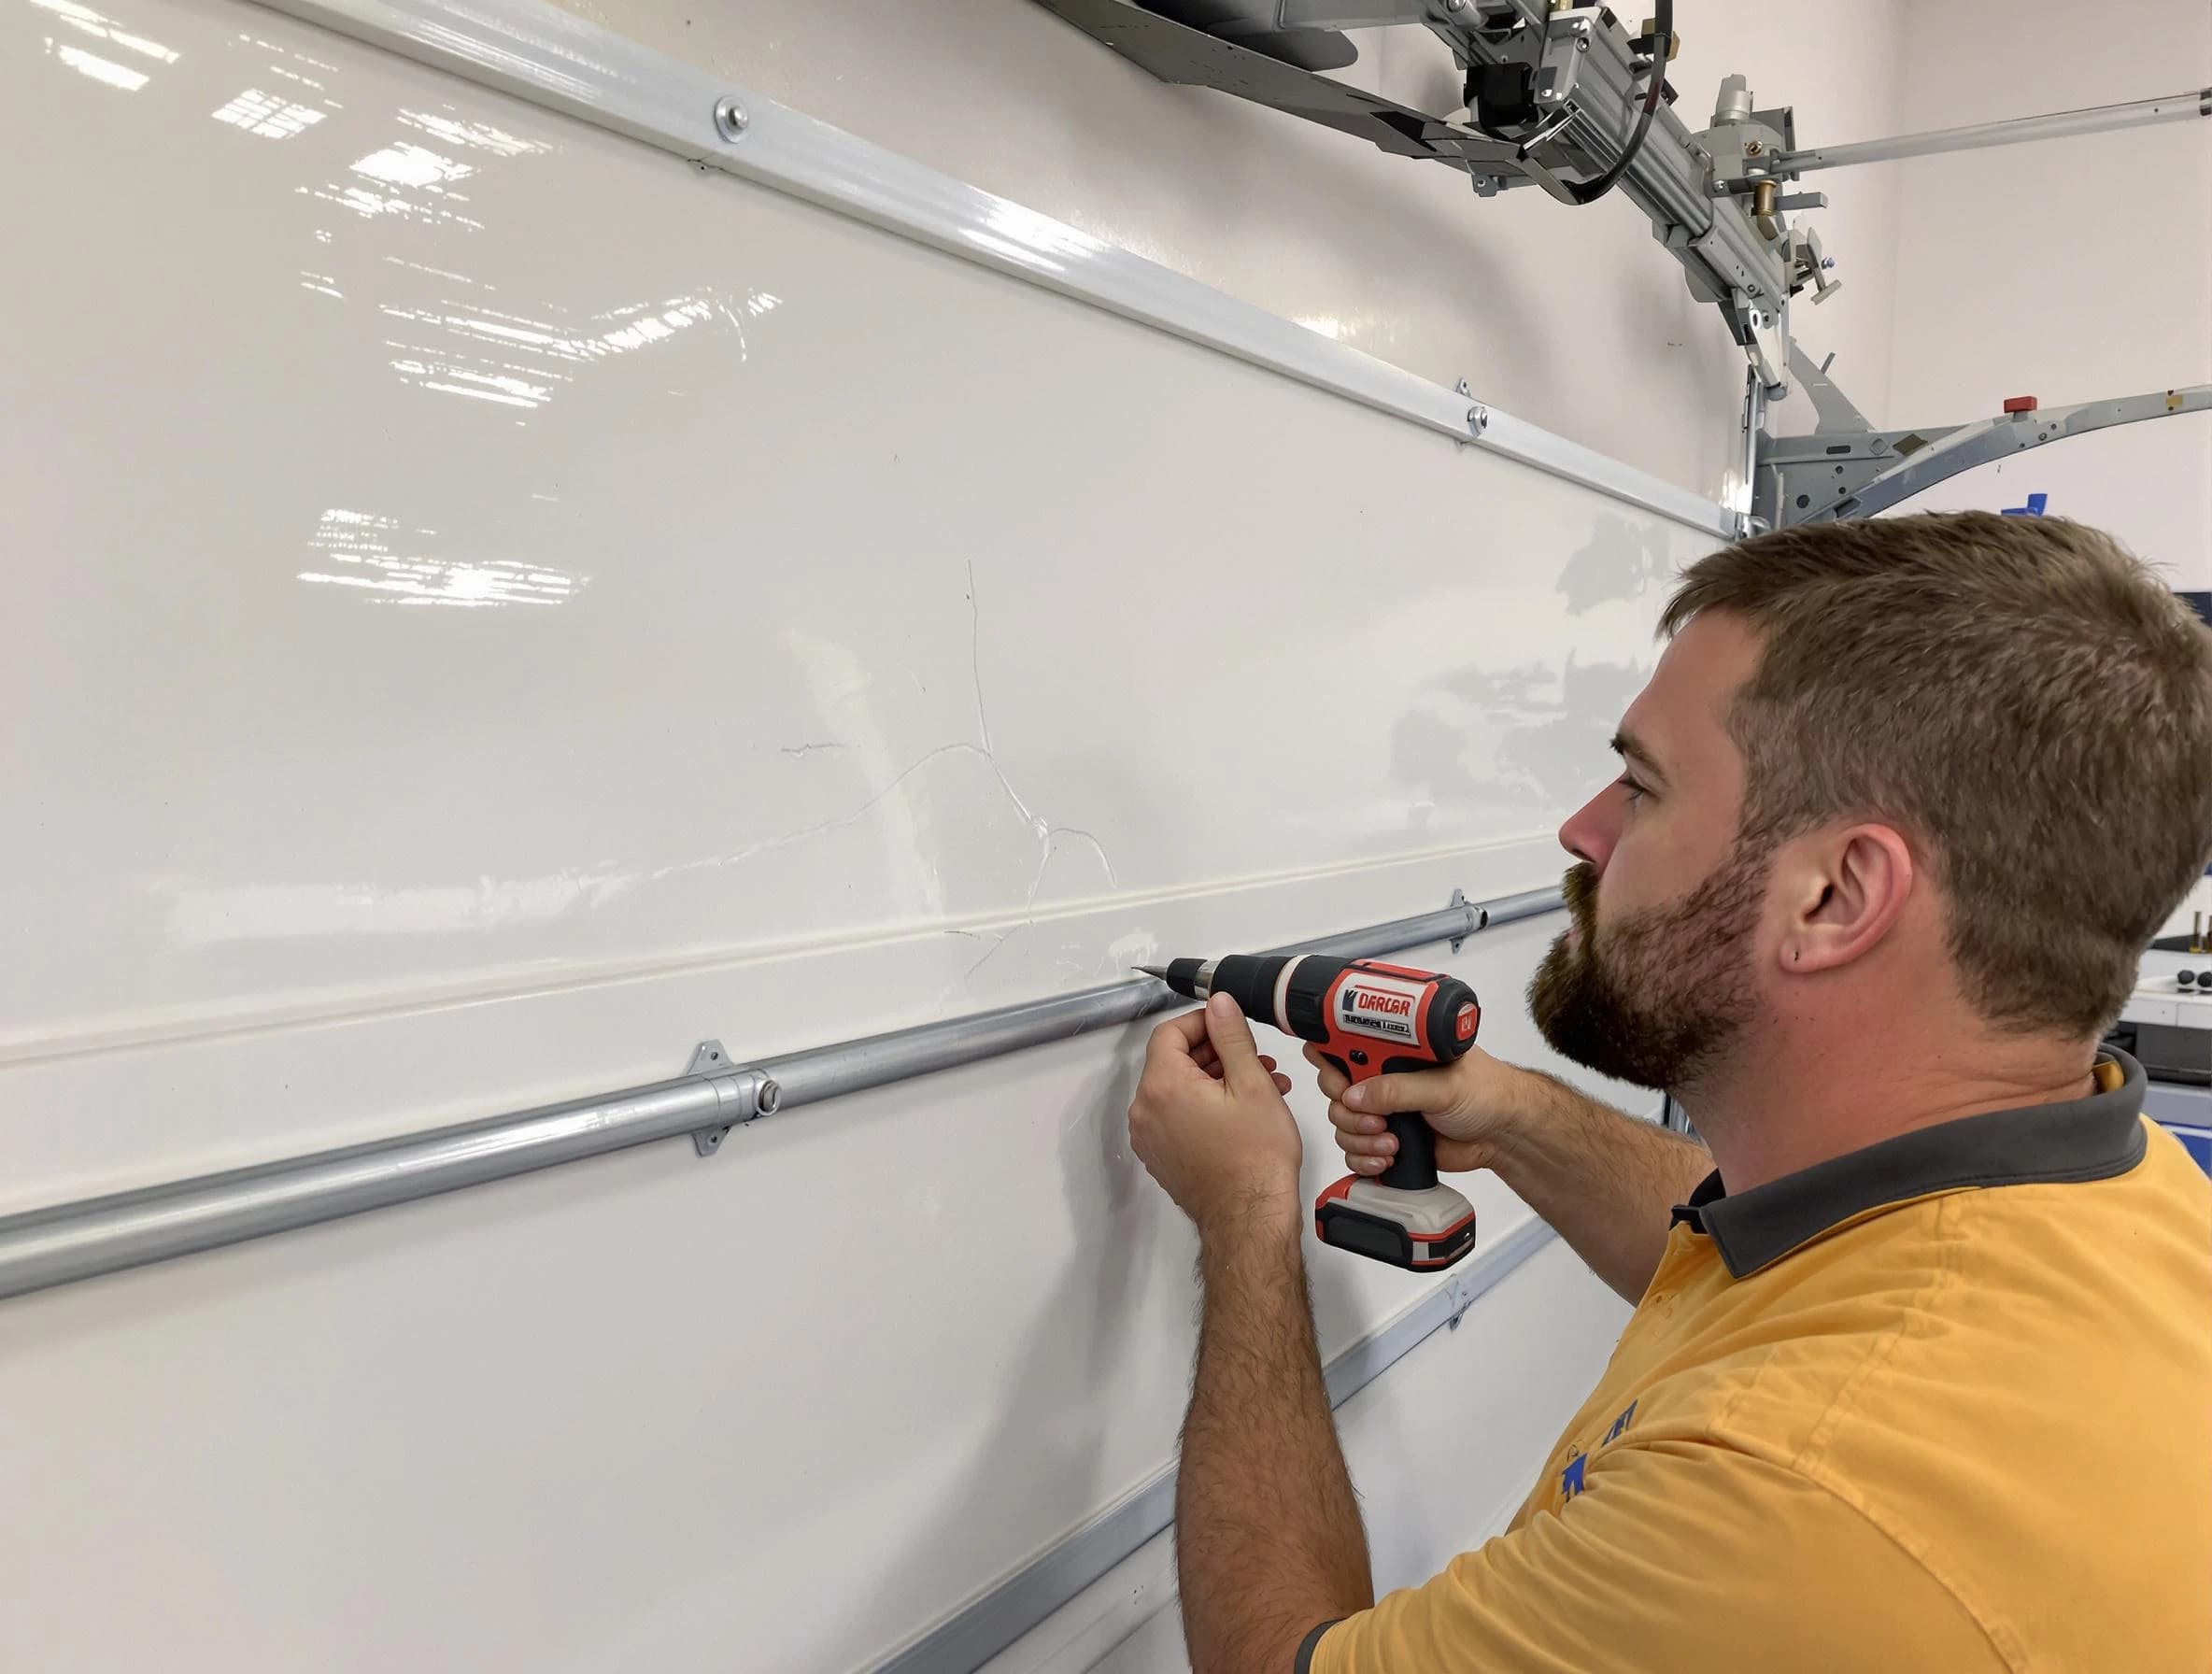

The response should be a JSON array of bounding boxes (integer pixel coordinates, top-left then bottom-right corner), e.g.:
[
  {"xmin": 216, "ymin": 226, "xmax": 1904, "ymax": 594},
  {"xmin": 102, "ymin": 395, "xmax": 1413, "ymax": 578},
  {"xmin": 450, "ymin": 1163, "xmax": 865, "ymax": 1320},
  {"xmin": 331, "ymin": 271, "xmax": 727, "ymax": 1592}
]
[
  {"xmin": 1873, "ymin": 0, "xmax": 2212, "ymax": 588},
  {"xmin": 3, "ymin": 3, "xmax": 1709, "ymax": 1668},
  {"xmin": 555, "ymin": 1, "xmax": 1913, "ymax": 495}
]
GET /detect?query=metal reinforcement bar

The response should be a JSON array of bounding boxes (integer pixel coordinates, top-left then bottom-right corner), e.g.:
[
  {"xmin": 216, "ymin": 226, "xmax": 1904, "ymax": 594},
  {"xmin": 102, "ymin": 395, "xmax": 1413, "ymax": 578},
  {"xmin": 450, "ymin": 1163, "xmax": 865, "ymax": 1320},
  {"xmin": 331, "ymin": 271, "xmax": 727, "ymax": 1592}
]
[{"xmin": 0, "ymin": 886, "xmax": 1566, "ymax": 1303}]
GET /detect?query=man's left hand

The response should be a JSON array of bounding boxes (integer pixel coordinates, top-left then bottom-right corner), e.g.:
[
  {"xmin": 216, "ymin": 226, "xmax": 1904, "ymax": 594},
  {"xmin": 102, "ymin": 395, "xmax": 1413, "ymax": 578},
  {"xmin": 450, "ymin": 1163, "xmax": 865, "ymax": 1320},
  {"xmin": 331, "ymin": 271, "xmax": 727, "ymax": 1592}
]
[{"xmin": 1129, "ymin": 993, "xmax": 1302, "ymax": 1237}]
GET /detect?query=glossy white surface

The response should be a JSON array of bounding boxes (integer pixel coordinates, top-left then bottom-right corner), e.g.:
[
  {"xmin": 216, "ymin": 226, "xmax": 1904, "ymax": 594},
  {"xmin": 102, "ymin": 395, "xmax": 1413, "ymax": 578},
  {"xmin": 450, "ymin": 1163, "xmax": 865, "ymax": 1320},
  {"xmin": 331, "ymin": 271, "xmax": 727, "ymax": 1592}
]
[
  {"xmin": 552, "ymin": 0, "xmax": 1918, "ymax": 490},
  {"xmin": 266, "ymin": 0, "xmax": 1737, "ymax": 539},
  {"xmin": 4, "ymin": 0, "xmax": 1714, "ymax": 1077},
  {"xmin": 1, "ymin": 2, "xmax": 1701, "ymax": 1667}
]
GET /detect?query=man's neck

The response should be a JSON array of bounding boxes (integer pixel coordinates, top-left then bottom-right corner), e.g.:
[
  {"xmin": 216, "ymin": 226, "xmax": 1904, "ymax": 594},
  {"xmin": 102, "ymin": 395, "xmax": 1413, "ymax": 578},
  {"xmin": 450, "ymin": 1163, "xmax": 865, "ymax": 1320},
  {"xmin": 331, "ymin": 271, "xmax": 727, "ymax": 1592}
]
[{"xmin": 1681, "ymin": 1029, "xmax": 2102, "ymax": 1195}]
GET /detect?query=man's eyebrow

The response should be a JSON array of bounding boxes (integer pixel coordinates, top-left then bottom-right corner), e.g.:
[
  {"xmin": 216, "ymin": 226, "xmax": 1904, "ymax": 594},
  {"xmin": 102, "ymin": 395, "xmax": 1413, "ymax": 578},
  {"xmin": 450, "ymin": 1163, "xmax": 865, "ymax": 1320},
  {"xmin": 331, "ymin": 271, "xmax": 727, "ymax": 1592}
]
[{"xmin": 1610, "ymin": 730, "xmax": 1669, "ymax": 787}]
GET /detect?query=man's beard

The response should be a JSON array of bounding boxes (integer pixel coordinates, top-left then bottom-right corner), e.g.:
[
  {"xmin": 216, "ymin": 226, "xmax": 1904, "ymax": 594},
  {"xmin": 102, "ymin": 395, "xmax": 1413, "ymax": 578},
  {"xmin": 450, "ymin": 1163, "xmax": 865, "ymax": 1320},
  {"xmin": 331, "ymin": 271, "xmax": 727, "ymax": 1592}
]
[{"xmin": 1527, "ymin": 846, "xmax": 1767, "ymax": 1092}]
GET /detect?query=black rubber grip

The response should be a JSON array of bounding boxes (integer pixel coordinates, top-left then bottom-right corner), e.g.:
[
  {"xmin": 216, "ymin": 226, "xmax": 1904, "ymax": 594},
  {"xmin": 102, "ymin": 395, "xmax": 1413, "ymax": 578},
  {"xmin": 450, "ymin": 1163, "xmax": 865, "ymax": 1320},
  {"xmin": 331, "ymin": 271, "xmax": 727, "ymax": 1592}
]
[
  {"xmin": 1381, "ymin": 1109, "xmax": 1439, "ymax": 1191},
  {"xmin": 1208, "ymin": 954, "xmax": 1293, "ymax": 1030},
  {"xmin": 1323, "ymin": 1049, "xmax": 1442, "ymax": 1192},
  {"xmin": 1283, "ymin": 957, "xmax": 1335, "ymax": 1041}
]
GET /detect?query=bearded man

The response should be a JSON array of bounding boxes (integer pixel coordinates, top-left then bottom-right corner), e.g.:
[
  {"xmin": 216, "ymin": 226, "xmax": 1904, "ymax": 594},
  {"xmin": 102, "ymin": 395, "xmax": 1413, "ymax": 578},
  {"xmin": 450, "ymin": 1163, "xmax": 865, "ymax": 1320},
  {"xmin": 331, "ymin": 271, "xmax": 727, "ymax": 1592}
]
[{"xmin": 1126, "ymin": 513, "xmax": 2212, "ymax": 1674}]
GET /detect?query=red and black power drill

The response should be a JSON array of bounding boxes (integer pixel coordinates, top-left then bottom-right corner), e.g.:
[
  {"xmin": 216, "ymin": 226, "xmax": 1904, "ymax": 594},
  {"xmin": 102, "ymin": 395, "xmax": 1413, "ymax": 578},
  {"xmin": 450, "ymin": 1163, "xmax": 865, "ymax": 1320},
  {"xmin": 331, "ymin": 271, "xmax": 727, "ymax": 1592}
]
[{"xmin": 1139, "ymin": 953, "xmax": 1481, "ymax": 1270}]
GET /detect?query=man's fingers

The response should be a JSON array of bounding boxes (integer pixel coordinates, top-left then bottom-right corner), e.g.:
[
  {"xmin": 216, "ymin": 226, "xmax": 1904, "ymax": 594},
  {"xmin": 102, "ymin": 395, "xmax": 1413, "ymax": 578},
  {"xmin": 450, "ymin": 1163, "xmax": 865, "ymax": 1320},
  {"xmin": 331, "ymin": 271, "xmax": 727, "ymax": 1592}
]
[
  {"xmin": 1189, "ymin": 1043, "xmax": 1275, "ymax": 1072},
  {"xmin": 1200, "ymin": 994, "xmax": 1271, "ymax": 1093},
  {"xmin": 1143, "ymin": 1009, "xmax": 1211, "ymax": 1071},
  {"xmin": 1300, "ymin": 1043, "xmax": 1450, "ymax": 1117},
  {"xmin": 1326, "ymin": 1099, "xmax": 1392, "ymax": 1138},
  {"xmin": 1326, "ymin": 1085, "xmax": 1398, "ymax": 1174},
  {"xmin": 1328, "ymin": 1101, "xmax": 1398, "ymax": 1156},
  {"xmin": 1145, "ymin": 1012, "xmax": 1287, "ymax": 1093},
  {"xmin": 1340, "ymin": 1066, "xmax": 1453, "ymax": 1116},
  {"xmin": 1192, "ymin": 1043, "xmax": 1280, "ymax": 1084}
]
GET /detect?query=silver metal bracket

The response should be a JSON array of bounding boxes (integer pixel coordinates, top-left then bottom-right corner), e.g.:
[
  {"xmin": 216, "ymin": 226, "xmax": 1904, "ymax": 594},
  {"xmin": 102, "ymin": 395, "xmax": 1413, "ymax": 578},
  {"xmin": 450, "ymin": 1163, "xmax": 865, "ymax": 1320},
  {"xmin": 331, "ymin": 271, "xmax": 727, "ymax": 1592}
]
[
  {"xmin": 1448, "ymin": 887, "xmax": 1486, "ymax": 953},
  {"xmin": 688, "ymin": 1039, "xmax": 782, "ymax": 1156},
  {"xmin": 690, "ymin": 1041, "xmax": 734, "ymax": 1155}
]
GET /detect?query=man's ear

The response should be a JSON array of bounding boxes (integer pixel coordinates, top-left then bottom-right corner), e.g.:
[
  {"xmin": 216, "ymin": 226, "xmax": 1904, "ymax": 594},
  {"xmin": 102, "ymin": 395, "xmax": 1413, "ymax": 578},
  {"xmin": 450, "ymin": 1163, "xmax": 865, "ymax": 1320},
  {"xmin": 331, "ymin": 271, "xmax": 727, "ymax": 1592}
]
[{"xmin": 1778, "ymin": 824, "xmax": 1915, "ymax": 975}]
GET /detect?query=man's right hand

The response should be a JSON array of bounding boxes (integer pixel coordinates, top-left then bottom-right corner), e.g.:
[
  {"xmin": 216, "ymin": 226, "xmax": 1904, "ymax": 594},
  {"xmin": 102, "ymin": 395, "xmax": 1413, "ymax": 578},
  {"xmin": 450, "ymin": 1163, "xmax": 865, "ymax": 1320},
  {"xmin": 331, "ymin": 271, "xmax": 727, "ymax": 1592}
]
[
  {"xmin": 1308, "ymin": 1037, "xmax": 1715, "ymax": 1305},
  {"xmin": 1305, "ymin": 1042, "xmax": 1536, "ymax": 1179}
]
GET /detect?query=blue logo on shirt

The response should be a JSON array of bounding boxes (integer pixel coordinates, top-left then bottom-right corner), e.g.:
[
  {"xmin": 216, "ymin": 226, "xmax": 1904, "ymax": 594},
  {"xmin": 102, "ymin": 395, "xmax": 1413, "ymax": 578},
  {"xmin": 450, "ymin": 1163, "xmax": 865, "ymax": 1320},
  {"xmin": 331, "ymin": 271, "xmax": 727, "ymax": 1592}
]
[
  {"xmin": 1605, "ymin": 1399, "xmax": 1638, "ymax": 1443},
  {"xmin": 1561, "ymin": 1402, "xmax": 1638, "ymax": 1500}
]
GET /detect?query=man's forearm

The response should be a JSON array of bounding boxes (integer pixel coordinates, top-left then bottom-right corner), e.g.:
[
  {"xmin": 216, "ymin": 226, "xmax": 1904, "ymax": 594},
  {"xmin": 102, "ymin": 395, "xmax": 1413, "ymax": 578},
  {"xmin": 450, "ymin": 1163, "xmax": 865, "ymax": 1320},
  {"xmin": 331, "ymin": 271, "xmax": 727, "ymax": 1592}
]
[
  {"xmin": 1492, "ymin": 1072, "xmax": 1712, "ymax": 1304},
  {"xmin": 1177, "ymin": 1199, "xmax": 1372, "ymax": 1674}
]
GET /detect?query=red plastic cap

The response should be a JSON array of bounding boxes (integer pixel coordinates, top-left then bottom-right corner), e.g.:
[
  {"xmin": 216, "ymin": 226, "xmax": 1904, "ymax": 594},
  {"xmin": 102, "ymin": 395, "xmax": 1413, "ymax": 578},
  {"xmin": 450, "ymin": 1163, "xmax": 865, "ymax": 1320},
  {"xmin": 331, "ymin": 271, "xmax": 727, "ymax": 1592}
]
[{"xmin": 2003, "ymin": 395, "xmax": 2039, "ymax": 413}]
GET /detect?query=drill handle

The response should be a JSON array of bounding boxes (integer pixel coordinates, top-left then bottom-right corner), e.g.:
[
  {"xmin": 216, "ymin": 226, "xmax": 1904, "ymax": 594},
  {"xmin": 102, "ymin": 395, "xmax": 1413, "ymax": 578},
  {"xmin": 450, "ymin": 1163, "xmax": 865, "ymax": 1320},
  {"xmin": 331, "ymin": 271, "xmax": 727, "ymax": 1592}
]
[
  {"xmin": 1322, "ymin": 1052, "xmax": 1442, "ymax": 1192},
  {"xmin": 1380, "ymin": 1112, "xmax": 1440, "ymax": 1193}
]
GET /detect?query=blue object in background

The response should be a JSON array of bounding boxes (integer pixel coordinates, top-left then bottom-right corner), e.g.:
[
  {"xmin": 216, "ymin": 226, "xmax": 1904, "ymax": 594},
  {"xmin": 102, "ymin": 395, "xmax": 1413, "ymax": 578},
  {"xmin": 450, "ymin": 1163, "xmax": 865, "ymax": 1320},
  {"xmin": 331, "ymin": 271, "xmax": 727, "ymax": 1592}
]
[
  {"xmin": 2162, "ymin": 1124, "xmax": 2212, "ymax": 1177},
  {"xmin": 2001, "ymin": 492, "xmax": 2049, "ymax": 517}
]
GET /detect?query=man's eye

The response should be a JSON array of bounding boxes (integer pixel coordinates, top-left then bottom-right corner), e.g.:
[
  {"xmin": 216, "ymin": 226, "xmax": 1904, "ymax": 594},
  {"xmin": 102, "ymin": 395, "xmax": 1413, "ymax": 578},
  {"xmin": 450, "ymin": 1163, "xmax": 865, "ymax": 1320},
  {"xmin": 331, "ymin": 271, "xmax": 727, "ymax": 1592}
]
[{"xmin": 1615, "ymin": 775, "xmax": 1649, "ymax": 804}]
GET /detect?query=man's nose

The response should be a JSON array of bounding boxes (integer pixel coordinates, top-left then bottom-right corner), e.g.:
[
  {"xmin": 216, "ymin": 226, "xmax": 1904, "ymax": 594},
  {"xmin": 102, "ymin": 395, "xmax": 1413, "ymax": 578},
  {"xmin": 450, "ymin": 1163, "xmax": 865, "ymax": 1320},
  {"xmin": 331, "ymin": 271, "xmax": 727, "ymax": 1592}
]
[{"xmin": 1559, "ymin": 785, "xmax": 1618, "ymax": 870}]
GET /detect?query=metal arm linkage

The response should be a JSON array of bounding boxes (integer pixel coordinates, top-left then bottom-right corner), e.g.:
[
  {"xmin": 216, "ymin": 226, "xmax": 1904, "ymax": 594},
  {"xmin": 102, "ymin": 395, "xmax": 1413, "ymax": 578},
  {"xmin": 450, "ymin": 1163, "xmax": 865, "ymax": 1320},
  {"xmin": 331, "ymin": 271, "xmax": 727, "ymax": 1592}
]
[
  {"xmin": 1034, "ymin": 0, "xmax": 1816, "ymax": 390},
  {"xmin": 1035, "ymin": 3, "xmax": 2211, "ymax": 407},
  {"xmin": 1754, "ymin": 347, "xmax": 2212, "ymax": 529}
]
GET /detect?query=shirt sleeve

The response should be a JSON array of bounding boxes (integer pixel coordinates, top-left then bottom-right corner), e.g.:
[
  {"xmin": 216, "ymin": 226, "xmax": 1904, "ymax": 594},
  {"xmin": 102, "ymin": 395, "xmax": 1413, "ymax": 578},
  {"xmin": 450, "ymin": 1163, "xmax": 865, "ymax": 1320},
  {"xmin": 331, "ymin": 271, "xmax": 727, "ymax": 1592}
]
[{"xmin": 1307, "ymin": 1439, "xmax": 2003, "ymax": 1674}]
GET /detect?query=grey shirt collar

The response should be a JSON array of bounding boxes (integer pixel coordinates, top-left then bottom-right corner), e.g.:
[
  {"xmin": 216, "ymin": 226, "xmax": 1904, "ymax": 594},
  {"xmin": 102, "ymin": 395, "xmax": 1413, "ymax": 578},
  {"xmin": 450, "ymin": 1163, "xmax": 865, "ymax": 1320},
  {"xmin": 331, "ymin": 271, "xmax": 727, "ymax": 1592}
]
[{"xmin": 1671, "ymin": 1049, "xmax": 2150, "ymax": 1279}]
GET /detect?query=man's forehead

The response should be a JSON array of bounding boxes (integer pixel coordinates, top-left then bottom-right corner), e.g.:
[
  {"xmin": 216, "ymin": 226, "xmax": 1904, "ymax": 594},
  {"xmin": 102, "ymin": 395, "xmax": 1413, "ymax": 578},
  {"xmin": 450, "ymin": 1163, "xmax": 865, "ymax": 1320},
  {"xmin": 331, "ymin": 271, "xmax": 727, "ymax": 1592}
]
[{"xmin": 1623, "ymin": 612, "xmax": 1762, "ymax": 769}]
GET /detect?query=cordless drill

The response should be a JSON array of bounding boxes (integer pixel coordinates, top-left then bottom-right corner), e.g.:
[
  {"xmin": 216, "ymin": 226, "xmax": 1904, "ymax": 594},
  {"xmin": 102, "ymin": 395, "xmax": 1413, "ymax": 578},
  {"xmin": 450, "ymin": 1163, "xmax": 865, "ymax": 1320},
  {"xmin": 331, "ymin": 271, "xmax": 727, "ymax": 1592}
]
[{"xmin": 1138, "ymin": 953, "xmax": 1481, "ymax": 1270}]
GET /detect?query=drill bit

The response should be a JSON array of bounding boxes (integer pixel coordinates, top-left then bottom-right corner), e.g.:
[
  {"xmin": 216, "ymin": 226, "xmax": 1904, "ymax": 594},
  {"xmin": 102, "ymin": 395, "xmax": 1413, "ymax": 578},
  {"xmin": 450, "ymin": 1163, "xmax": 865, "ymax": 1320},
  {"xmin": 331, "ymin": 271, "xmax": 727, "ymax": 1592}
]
[{"xmin": 1135, "ymin": 964, "xmax": 1169, "ymax": 980}]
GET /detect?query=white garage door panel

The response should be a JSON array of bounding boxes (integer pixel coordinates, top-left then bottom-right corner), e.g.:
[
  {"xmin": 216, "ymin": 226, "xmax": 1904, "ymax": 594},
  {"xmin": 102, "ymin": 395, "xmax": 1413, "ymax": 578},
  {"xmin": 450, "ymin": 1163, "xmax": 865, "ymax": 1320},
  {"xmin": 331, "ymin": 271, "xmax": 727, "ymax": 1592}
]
[{"xmin": 2, "ymin": 1, "xmax": 1697, "ymax": 1666}]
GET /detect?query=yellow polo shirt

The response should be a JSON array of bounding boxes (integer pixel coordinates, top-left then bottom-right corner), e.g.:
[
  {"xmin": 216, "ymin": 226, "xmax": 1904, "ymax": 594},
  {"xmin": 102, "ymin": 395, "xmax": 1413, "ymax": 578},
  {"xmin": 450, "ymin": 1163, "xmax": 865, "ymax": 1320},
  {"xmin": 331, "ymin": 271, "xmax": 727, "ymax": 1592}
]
[{"xmin": 1303, "ymin": 1051, "xmax": 2212, "ymax": 1673}]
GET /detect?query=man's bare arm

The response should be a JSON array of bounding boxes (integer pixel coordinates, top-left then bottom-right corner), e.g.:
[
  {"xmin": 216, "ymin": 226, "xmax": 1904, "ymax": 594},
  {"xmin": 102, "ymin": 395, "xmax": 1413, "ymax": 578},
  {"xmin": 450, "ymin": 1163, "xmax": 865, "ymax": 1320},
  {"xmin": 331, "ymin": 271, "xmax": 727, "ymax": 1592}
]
[
  {"xmin": 1176, "ymin": 1197, "xmax": 1372, "ymax": 1674},
  {"xmin": 1482, "ymin": 1070, "xmax": 1712, "ymax": 1303}
]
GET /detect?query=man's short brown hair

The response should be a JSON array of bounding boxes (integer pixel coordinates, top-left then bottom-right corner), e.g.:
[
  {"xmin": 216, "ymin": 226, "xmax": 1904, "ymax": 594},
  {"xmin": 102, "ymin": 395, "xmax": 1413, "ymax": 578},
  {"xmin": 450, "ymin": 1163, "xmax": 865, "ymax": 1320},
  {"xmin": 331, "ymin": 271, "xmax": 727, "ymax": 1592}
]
[{"xmin": 1662, "ymin": 512, "xmax": 2212, "ymax": 1038}]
